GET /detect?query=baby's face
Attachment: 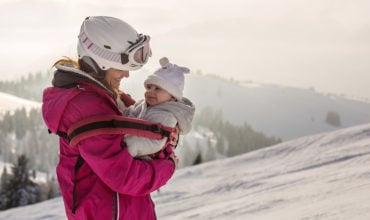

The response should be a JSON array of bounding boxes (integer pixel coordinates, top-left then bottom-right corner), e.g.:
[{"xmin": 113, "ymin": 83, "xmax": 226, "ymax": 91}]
[{"xmin": 144, "ymin": 84, "xmax": 175, "ymax": 106}]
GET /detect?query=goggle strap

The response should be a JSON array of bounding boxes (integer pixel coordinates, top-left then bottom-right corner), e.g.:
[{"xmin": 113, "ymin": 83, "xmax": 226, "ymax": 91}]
[
  {"xmin": 121, "ymin": 53, "xmax": 129, "ymax": 65},
  {"xmin": 127, "ymin": 35, "xmax": 150, "ymax": 53},
  {"xmin": 79, "ymin": 32, "xmax": 121, "ymax": 63}
]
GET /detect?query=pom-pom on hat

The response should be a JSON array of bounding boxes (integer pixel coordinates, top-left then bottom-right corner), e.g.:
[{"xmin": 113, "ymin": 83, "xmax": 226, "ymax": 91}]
[{"xmin": 144, "ymin": 57, "xmax": 190, "ymax": 100}]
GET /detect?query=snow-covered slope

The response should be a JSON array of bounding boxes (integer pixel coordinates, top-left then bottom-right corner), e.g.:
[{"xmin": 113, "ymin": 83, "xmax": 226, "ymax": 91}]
[
  {"xmin": 154, "ymin": 123, "xmax": 370, "ymax": 219},
  {"xmin": 0, "ymin": 92, "xmax": 41, "ymax": 116},
  {"xmin": 1, "ymin": 123, "xmax": 369, "ymax": 219}
]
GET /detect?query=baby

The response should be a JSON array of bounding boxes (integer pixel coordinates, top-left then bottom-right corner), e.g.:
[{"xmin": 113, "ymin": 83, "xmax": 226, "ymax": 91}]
[{"xmin": 123, "ymin": 57, "xmax": 195, "ymax": 159}]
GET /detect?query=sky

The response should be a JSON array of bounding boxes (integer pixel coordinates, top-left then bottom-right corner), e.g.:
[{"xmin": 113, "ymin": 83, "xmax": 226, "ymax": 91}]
[
  {"xmin": 1, "ymin": 0, "xmax": 370, "ymax": 99},
  {"xmin": 1, "ymin": 122, "xmax": 370, "ymax": 219}
]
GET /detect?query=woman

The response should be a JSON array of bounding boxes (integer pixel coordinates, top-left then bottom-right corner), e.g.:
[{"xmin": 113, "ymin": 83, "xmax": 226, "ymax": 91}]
[{"xmin": 42, "ymin": 16, "xmax": 178, "ymax": 220}]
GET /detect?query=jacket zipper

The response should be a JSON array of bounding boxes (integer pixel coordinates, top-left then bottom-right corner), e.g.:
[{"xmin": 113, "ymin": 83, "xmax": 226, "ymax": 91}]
[
  {"xmin": 112, "ymin": 192, "xmax": 119, "ymax": 220},
  {"xmin": 116, "ymin": 192, "xmax": 120, "ymax": 220}
]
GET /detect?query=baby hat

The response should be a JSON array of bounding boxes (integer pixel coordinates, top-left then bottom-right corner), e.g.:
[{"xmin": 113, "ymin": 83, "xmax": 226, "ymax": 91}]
[{"xmin": 144, "ymin": 57, "xmax": 190, "ymax": 100}]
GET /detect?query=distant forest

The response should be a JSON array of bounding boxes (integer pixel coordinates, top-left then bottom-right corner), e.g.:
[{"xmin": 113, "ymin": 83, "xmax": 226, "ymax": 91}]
[
  {"xmin": 0, "ymin": 71, "xmax": 57, "ymax": 171},
  {"xmin": 0, "ymin": 71, "xmax": 59, "ymax": 210},
  {"xmin": 187, "ymin": 106, "xmax": 281, "ymax": 165},
  {"xmin": 0, "ymin": 70, "xmax": 52, "ymax": 102}
]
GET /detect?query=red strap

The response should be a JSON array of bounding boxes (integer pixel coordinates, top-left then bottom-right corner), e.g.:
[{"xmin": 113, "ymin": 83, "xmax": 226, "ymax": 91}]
[{"xmin": 66, "ymin": 115, "xmax": 174, "ymax": 147}]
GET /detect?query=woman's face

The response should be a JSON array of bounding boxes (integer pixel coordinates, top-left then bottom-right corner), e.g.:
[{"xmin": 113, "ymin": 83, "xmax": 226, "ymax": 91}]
[
  {"xmin": 105, "ymin": 68, "xmax": 129, "ymax": 89},
  {"xmin": 144, "ymin": 84, "xmax": 175, "ymax": 106}
]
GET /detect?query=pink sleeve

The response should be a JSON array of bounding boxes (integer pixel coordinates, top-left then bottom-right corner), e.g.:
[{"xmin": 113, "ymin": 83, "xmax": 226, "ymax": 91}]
[
  {"xmin": 64, "ymin": 91, "xmax": 175, "ymax": 196},
  {"xmin": 78, "ymin": 135, "xmax": 175, "ymax": 196}
]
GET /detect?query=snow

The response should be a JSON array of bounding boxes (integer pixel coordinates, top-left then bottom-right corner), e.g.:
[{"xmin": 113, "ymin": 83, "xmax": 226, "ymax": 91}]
[
  {"xmin": 1, "ymin": 123, "xmax": 370, "ymax": 219},
  {"xmin": 0, "ymin": 92, "xmax": 41, "ymax": 116}
]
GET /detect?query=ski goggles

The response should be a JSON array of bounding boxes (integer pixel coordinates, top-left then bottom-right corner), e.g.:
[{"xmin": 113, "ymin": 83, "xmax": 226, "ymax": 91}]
[
  {"xmin": 121, "ymin": 34, "xmax": 152, "ymax": 66},
  {"xmin": 78, "ymin": 32, "xmax": 152, "ymax": 70}
]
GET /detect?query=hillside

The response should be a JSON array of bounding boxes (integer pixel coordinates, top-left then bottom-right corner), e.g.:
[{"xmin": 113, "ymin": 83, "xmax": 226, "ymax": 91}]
[
  {"xmin": 0, "ymin": 92, "xmax": 40, "ymax": 116},
  {"xmin": 2, "ymin": 71, "xmax": 370, "ymax": 141},
  {"xmin": 0, "ymin": 123, "xmax": 369, "ymax": 219},
  {"xmin": 154, "ymin": 122, "xmax": 370, "ymax": 219},
  {"xmin": 123, "ymin": 72, "xmax": 370, "ymax": 141}
]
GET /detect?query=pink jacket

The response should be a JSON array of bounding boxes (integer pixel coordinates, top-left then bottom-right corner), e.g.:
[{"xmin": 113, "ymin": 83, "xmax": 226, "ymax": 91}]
[{"xmin": 42, "ymin": 65, "xmax": 175, "ymax": 220}]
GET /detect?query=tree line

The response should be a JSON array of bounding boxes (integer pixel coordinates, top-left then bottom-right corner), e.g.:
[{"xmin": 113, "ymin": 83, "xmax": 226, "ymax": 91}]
[
  {"xmin": 186, "ymin": 106, "xmax": 282, "ymax": 165},
  {"xmin": 0, "ymin": 70, "xmax": 52, "ymax": 102},
  {"xmin": 0, "ymin": 107, "xmax": 58, "ymax": 172},
  {"xmin": 0, "ymin": 154, "xmax": 59, "ymax": 210}
]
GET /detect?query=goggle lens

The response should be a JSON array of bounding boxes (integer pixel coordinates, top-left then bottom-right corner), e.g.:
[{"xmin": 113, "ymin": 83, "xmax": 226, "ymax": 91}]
[
  {"xmin": 121, "ymin": 35, "xmax": 151, "ymax": 66},
  {"xmin": 133, "ymin": 42, "xmax": 151, "ymax": 64}
]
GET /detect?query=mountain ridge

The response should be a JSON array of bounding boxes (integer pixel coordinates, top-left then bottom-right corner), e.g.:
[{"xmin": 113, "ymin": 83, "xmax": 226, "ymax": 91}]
[
  {"xmin": 123, "ymin": 72, "xmax": 370, "ymax": 140},
  {"xmin": 2, "ymin": 72, "xmax": 370, "ymax": 141}
]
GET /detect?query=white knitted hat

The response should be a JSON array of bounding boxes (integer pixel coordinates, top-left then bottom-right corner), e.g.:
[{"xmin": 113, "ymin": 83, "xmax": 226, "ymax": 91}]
[{"xmin": 144, "ymin": 57, "xmax": 190, "ymax": 100}]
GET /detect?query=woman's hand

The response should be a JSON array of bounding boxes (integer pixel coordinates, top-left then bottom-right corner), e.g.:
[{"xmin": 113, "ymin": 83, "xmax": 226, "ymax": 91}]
[{"xmin": 168, "ymin": 152, "xmax": 179, "ymax": 169}]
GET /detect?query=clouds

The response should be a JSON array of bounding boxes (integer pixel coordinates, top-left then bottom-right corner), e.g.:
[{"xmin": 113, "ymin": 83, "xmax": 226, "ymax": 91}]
[{"xmin": 0, "ymin": 0, "xmax": 369, "ymax": 98}]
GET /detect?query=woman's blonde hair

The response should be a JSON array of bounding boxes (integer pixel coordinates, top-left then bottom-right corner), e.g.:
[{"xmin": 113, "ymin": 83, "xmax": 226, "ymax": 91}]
[
  {"xmin": 53, "ymin": 57, "xmax": 120, "ymax": 100},
  {"xmin": 53, "ymin": 56, "xmax": 80, "ymax": 68}
]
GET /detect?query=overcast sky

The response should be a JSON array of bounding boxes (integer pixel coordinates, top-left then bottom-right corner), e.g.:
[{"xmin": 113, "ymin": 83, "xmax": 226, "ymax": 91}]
[{"xmin": 1, "ymin": 0, "xmax": 369, "ymax": 99}]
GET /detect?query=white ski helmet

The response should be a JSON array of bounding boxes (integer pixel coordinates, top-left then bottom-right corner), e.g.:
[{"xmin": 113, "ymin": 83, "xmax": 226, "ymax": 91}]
[{"xmin": 77, "ymin": 16, "xmax": 152, "ymax": 71}]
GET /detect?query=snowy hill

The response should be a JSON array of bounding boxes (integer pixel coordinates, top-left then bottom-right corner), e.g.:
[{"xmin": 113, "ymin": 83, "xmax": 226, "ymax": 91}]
[
  {"xmin": 185, "ymin": 75, "xmax": 370, "ymax": 140},
  {"xmin": 124, "ymin": 72, "xmax": 370, "ymax": 140},
  {"xmin": 1, "ymin": 123, "xmax": 370, "ymax": 219},
  {"xmin": 0, "ymin": 92, "xmax": 40, "ymax": 116}
]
